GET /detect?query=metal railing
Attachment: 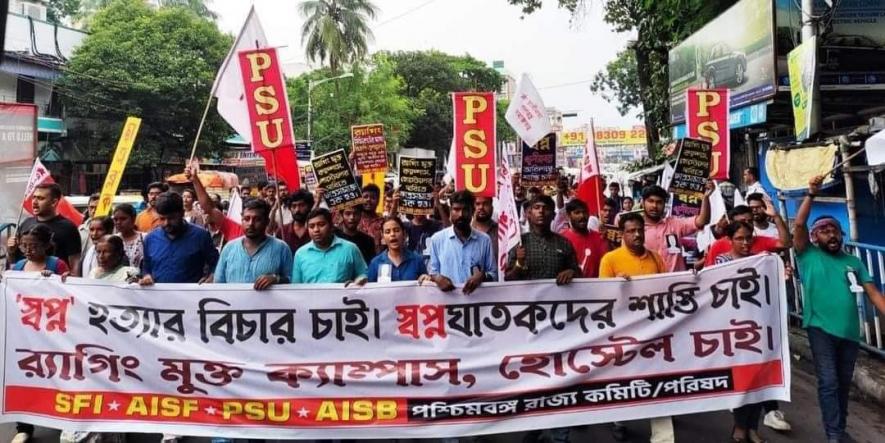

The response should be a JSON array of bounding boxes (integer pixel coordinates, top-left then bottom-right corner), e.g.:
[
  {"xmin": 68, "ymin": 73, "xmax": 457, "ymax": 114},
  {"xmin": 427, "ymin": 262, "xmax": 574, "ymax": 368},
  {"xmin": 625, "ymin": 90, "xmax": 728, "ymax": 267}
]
[
  {"xmin": 787, "ymin": 241, "xmax": 885, "ymax": 358},
  {"xmin": 845, "ymin": 241, "xmax": 885, "ymax": 356}
]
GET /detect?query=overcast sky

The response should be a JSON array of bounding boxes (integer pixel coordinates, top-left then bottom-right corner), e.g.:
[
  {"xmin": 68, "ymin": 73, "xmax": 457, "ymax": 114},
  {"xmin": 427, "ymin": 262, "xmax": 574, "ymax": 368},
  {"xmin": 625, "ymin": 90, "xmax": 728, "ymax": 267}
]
[{"xmin": 212, "ymin": 0, "xmax": 641, "ymax": 130}]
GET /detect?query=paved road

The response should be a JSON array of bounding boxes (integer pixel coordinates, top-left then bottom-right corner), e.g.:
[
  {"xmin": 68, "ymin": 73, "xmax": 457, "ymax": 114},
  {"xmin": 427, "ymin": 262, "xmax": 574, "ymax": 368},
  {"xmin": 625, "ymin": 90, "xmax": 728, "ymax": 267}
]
[{"xmin": 3, "ymin": 358, "xmax": 883, "ymax": 442}]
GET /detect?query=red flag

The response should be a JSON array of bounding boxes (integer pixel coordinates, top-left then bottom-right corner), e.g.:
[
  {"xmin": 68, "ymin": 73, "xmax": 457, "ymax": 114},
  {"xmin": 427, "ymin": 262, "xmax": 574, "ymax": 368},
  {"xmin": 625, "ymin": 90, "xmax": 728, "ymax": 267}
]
[
  {"xmin": 238, "ymin": 47, "xmax": 301, "ymax": 190},
  {"xmin": 22, "ymin": 159, "xmax": 84, "ymax": 226},
  {"xmin": 576, "ymin": 120, "xmax": 605, "ymax": 216},
  {"xmin": 686, "ymin": 88, "xmax": 730, "ymax": 180}
]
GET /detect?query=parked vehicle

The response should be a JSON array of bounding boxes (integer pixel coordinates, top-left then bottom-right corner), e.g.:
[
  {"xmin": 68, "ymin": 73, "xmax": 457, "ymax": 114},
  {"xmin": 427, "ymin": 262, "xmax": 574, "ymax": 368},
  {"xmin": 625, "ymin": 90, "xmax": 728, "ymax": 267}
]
[{"xmin": 702, "ymin": 43, "xmax": 748, "ymax": 88}]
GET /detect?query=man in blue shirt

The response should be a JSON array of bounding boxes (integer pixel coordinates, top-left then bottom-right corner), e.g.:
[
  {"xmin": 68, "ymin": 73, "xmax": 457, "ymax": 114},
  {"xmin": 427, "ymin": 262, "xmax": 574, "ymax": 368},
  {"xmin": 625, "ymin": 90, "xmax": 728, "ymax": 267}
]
[
  {"xmin": 138, "ymin": 192, "xmax": 218, "ymax": 285},
  {"xmin": 421, "ymin": 190, "xmax": 496, "ymax": 294},
  {"xmin": 214, "ymin": 198, "xmax": 292, "ymax": 289},
  {"xmin": 291, "ymin": 208, "xmax": 367, "ymax": 285}
]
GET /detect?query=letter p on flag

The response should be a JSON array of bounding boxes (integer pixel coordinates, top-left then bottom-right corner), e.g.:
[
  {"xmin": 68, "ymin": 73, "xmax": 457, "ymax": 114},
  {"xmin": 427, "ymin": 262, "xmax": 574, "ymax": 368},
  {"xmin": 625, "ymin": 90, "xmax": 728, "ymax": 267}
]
[{"xmin": 686, "ymin": 88, "xmax": 730, "ymax": 180}]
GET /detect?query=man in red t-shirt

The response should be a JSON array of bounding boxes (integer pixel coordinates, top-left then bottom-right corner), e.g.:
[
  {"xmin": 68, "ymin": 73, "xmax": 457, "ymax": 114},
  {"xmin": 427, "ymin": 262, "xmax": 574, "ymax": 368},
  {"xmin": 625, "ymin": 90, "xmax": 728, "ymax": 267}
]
[
  {"xmin": 704, "ymin": 204, "xmax": 790, "ymax": 266},
  {"xmin": 560, "ymin": 198, "xmax": 609, "ymax": 278}
]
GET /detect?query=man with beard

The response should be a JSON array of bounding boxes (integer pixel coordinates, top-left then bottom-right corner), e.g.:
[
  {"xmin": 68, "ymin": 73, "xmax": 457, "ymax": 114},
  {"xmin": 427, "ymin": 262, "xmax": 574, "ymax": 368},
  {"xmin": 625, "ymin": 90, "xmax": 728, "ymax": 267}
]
[
  {"xmin": 291, "ymin": 208, "xmax": 367, "ymax": 285},
  {"xmin": 274, "ymin": 189, "xmax": 315, "ymax": 254},
  {"xmin": 336, "ymin": 204, "xmax": 377, "ymax": 264},
  {"xmin": 138, "ymin": 192, "xmax": 218, "ymax": 285},
  {"xmin": 472, "ymin": 195, "xmax": 498, "ymax": 258},
  {"xmin": 135, "ymin": 181, "xmax": 169, "ymax": 232},
  {"xmin": 421, "ymin": 190, "xmax": 496, "ymax": 294},
  {"xmin": 746, "ymin": 193, "xmax": 778, "ymax": 238},
  {"xmin": 7, "ymin": 183, "xmax": 82, "ymax": 275},
  {"xmin": 561, "ymin": 199, "xmax": 609, "ymax": 278},
  {"xmin": 359, "ymin": 184, "xmax": 384, "ymax": 253},
  {"xmin": 641, "ymin": 184, "xmax": 713, "ymax": 273},
  {"xmin": 214, "ymin": 198, "xmax": 292, "ymax": 289},
  {"xmin": 795, "ymin": 175, "xmax": 885, "ymax": 443}
]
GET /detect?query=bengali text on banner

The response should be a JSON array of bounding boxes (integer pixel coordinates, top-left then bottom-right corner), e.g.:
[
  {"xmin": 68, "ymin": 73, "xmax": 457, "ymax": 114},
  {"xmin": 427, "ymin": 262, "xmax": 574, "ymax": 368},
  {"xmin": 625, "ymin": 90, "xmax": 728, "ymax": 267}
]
[{"xmin": 0, "ymin": 255, "xmax": 789, "ymax": 439}]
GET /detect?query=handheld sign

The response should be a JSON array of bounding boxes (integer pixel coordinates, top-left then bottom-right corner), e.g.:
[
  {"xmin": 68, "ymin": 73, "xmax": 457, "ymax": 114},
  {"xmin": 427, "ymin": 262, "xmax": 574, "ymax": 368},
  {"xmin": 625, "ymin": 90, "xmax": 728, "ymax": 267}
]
[
  {"xmin": 521, "ymin": 132, "xmax": 557, "ymax": 187},
  {"xmin": 668, "ymin": 138, "xmax": 712, "ymax": 218},
  {"xmin": 311, "ymin": 149, "xmax": 365, "ymax": 210},
  {"xmin": 351, "ymin": 124, "xmax": 389, "ymax": 175},
  {"xmin": 398, "ymin": 156, "xmax": 437, "ymax": 216}
]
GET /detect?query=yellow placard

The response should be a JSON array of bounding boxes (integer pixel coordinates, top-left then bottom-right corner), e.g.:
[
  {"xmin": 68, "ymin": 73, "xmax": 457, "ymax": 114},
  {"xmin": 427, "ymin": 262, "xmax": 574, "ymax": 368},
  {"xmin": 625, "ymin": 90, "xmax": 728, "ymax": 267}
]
[{"xmin": 95, "ymin": 117, "xmax": 142, "ymax": 217}]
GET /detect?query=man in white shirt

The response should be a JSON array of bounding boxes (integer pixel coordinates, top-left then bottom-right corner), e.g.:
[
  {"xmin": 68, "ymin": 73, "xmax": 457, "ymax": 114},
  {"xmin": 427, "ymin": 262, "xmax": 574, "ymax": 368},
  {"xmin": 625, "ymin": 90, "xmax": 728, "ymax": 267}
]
[{"xmin": 743, "ymin": 167, "xmax": 770, "ymax": 200}]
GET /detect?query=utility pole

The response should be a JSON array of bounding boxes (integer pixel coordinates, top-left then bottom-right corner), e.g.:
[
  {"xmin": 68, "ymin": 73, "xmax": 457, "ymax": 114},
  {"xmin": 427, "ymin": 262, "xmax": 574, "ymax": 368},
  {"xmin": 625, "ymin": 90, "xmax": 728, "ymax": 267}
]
[{"xmin": 801, "ymin": 0, "xmax": 821, "ymax": 137}]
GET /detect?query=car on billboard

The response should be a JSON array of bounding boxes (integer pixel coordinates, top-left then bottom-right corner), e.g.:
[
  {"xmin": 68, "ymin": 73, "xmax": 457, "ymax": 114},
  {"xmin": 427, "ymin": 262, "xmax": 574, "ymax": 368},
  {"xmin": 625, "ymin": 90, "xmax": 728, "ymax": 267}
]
[{"xmin": 702, "ymin": 43, "xmax": 748, "ymax": 88}]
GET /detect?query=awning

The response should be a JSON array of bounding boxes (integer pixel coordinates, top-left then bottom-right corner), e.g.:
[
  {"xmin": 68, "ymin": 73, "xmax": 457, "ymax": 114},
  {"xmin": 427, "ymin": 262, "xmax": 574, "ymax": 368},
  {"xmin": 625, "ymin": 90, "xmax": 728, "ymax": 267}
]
[
  {"xmin": 225, "ymin": 134, "xmax": 249, "ymax": 146},
  {"xmin": 38, "ymin": 117, "xmax": 65, "ymax": 134},
  {"xmin": 626, "ymin": 162, "xmax": 668, "ymax": 181}
]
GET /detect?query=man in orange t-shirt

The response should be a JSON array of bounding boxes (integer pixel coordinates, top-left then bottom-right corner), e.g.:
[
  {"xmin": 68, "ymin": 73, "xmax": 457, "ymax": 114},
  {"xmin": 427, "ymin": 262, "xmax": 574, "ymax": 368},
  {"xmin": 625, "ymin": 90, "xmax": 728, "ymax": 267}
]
[{"xmin": 135, "ymin": 181, "xmax": 169, "ymax": 232}]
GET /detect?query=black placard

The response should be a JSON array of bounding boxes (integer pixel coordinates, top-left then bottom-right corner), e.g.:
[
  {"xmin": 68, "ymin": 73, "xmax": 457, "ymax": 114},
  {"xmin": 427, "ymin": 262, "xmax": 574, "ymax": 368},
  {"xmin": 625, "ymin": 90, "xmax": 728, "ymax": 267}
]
[
  {"xmin": 311, "ymin": 149, "xmax": 365, "ymax": 210},
  {"xmin": 398, "ymin": 156, "xmax": 437, "ymax": 216},
  {"xmin": 521, "ymin": 133, "xmax": 558, "ymax": 186},
  {"xmin": 668, "ymin": 138, "xmax": 712, "ymax": 198}
]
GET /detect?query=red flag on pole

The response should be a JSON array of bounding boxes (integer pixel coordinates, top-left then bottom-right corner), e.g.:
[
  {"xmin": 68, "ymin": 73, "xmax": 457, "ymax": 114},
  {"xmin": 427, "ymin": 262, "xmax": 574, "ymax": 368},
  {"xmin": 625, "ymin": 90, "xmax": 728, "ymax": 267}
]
[
  {"xmin": 22, "ymin": 159, "xmax": 84, "ymax": 226},
  {"xmin": 576, "ymin": 120, "xmax": 605, "ymax": 217}
]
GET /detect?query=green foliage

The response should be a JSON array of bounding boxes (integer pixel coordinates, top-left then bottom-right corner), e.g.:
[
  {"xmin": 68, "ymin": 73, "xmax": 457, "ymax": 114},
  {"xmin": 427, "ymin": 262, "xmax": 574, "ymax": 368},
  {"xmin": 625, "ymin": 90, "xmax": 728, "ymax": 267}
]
[
  {"xmin": 383, "ymin": 50, "xmax": 505, "ymax": 157},
  {"xmin": 57, "ymin": 0, "xmax": 232, "ymax": 166},
  {"xmin": 46, "ymin": 0, "xmax": 82, "ymax": 24},
  {"xmin": 73, "ymin": 0, "xmax": 215, "ymax": 29},
  {"xmin": 510, "ymin": 0, "xmax": 737, "ymax": 156},
  {"xmin": 287, "ymin": 53, "xmax": 419, "ymax": 156},
  {"xmin": 299, "ymin": 0, "xmax": 378, "ymax": 74}
]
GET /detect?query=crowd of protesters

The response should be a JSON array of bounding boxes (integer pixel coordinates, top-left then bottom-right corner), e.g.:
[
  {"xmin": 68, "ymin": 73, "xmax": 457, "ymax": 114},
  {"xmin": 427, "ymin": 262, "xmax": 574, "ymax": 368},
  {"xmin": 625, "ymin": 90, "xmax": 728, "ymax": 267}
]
[{"xmin": 4, "ymin": 162, "xmax": 885, "ymax": 443}]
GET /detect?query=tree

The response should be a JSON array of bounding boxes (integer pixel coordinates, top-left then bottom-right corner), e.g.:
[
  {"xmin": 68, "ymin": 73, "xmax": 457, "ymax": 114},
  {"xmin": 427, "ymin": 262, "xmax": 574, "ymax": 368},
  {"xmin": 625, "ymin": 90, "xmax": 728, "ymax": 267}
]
[
  {"xmin": 384, "ymin": 50, "xmax": 506, "ymax": 158},
  {"xmin": 46, "ymin": 0, "xmax": 82, "ymax": 24},
  {"xmin": 299, "ymin": 0, "xmax": 378, "ymax": 75},
  {"xmin": 287, "ymin": 53, "xmax": 419, "ymax": 155},
  {"xmin": 509, "ymin": 0, "xmax": 737, "ymax": 156},
  {"xmin": 73, "ymin": 0, "xmax": 216, "ymax": 29},
  {"xmin": 57, "ymin": 0, "xmax": 232, "ymax": 168}
]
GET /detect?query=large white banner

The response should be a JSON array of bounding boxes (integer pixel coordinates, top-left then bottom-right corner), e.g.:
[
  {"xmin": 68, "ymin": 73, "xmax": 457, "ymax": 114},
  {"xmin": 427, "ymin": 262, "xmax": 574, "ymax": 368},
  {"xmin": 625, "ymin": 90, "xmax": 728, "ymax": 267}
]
[
  {"xmin": 505, "ymin": 73, "xmax": 551, "ymax": 148},
  {"xmin": 0, "ymin": 255, "xmax": 789, "ymax": 439}
]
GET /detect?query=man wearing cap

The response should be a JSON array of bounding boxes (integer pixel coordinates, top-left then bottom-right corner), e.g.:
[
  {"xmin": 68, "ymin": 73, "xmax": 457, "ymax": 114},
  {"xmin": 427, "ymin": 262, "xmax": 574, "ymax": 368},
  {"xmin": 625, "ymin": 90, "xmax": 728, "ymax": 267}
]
[{"xmin": 794, "ymin": 175, "xmax": 885, "ymax": 443}]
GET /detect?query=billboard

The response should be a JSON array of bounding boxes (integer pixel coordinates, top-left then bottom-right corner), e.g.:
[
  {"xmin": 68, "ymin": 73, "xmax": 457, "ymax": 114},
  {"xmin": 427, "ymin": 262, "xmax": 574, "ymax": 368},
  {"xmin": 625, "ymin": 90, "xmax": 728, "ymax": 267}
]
[
  {"xmin": 594, "ymin": 126, "xmax": 647, "ymax": 147},
  {"xmin": 668, "ymin": 0, "xmax": 776, "ymax": 124},
  {"xmin": 776, "ymin": 0, "xmax": 885, "ymax": 90},
  {"xmin": 0, "ymin": 103, "xmax": 38, "ymax": 165}
]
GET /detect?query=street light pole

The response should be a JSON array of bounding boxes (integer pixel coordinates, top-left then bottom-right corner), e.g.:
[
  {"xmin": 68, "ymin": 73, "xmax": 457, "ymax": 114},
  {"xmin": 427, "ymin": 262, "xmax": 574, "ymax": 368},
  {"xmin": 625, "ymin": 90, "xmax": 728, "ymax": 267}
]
[{"xmin": 307, "ymin": 72, "xmax": 354, "ymax": 145}]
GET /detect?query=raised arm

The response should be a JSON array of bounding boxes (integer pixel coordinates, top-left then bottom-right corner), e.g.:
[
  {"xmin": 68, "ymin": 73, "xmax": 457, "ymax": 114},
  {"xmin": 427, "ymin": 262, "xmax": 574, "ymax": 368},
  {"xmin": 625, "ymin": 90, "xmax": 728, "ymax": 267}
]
[
  {"xmin": 764, "ymin": 195, "xmax": 791, "ymax": 249},
  {"xmin": 793, "ymin": 175, "xmax": 823, "ymax": 255},
  {"xmin": 694, "ymin": 180, "xmax": 714, "ymax": 229},
  {"xmin": 186, "ymin": 160, "xmax": 225, "ymax": 227}
]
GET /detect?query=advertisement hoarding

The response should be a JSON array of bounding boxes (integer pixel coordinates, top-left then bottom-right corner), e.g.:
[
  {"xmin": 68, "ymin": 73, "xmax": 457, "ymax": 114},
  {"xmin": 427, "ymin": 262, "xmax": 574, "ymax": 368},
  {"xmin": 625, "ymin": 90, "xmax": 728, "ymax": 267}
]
[{"xmin": 668, "ymin": 0, "xmax": 776, "ymax": 124}]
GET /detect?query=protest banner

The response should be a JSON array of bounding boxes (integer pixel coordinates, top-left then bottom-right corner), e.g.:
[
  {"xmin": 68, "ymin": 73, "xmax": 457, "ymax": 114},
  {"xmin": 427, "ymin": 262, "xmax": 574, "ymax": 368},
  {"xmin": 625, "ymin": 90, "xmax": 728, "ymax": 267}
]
[
  {"xmin": 238, "ymin": 47, "xmax": 300, "ymax": 189},
  {"xmin": 0, "ymin": 255, "xmax": 789, "ymax": 439},
  {"xmin": 398, "ymin": 156, "xmax": 436, "ymax": 216},
  {"xmin": 362, "ymin": 172, "xmax": 386, "ymax": 215},
  {"xmin": 300, "ymin": 163, "xmax": 318, "ymax": 190},
  {"xmin": 311, "ymin": 149, "xmax": 364, "ymax": 210},
  {"xmin": 521, "ymin": 132, "xmax": 557, "ymax": 187},
  {"xmin": 668, "ymin": 138, "xmax": 712, "ymax": 217},
  {"xmin": 686, "ymin": 89, "xmax": 730, "ymax": 180},
  {"xmin": 351, "ymin": 124, "xmax": 389, "ymax": 175},
  {"xmin": 453, "ymin": 92, "xmax": 496, "ymax": 197},
  {"xmin": 95, "ymin": 117, "xmax": 142, "ymax": 217}
]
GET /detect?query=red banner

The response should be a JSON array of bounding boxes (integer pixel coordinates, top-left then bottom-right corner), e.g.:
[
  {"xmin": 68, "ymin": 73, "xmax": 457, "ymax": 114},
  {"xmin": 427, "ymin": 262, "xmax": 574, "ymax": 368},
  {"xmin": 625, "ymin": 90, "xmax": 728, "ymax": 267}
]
[
  {"xmin": 452, "ymin": 92, "xmax": 496, "ymax": 197},
  {"xmin": 238, "ymin": 47, "xmax": 300, "ymax": 190},
  {"xmin": 686, "ymin": 89, "xmax": 730, "ymax": 180}
]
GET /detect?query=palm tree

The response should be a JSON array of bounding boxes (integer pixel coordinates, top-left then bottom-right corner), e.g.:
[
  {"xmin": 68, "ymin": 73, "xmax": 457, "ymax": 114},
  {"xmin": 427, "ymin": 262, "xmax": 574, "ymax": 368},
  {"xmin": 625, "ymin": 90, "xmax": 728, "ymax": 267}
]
[{"xmin": 299, "ymin": 0, "xmax": 378, "ymax": 74}]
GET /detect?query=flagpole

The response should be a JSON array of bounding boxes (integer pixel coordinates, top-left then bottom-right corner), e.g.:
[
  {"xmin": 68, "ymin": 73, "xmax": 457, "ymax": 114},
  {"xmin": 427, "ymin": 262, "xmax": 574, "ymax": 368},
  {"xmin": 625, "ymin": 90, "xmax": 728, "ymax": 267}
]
[
  {"xmin": 269, "ymin": 148, "xmax": 289, "ymax": 245},
  {"xmin": 188, "ymin": 94, "xmax": 214, "ymax": 163}
]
